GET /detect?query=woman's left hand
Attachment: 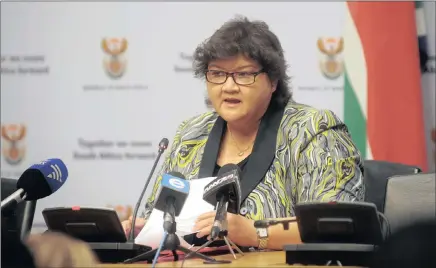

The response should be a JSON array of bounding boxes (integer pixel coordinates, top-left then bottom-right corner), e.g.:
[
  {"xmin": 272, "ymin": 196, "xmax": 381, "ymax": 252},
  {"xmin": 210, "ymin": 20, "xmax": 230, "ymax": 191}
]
[{"xmin": 193, "ymin": 211, "xmax": 258, "ymax": 247}]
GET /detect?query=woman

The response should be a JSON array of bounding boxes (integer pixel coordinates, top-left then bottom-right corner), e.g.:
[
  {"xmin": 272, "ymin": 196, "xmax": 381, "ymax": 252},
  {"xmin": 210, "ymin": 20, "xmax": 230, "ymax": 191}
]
[{"xmin": 123, "ymin": 16, "xmax": 364, "ymax": 250}]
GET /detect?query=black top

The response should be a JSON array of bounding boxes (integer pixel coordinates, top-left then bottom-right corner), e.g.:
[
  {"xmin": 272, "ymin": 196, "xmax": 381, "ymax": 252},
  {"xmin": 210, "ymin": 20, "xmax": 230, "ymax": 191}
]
[
  {"xmin": 183, "ymin": 156, "xmax": 250, "ymax": 247},
  {"xmin": 212, "ymin": 157, "xmax": 250, "ymax": 177}
]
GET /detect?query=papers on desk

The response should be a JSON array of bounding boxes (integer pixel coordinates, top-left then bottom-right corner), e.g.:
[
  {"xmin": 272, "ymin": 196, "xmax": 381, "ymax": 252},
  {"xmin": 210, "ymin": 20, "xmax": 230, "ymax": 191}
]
[{"xmin": 135, "ymin": 176, "xmax": 216, "ymax": 249}]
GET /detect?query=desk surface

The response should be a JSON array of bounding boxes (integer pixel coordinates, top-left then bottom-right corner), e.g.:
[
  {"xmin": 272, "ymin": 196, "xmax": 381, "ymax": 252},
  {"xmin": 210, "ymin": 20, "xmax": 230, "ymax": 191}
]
[{"xmin": 98, "ymin": 251, "xmax": 361, "ymax": 267}]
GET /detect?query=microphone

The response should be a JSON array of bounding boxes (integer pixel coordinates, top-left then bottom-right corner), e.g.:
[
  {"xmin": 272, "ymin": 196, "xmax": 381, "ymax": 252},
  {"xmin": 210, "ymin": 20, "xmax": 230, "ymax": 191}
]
[
  {"xmin": 122, "ymin": 171, "xmax": 218, "ymax": 265},
  {"xmin": 153, "ymin": 172, "xmax": 189, "ymax": 232},
  {"xmin": 1, "ymin": 158, "xmax": 68, "ymax": 210},
  {"xmin": 128, "ymin": 138, "xmax": 169, "ymax": 241},
  {"xmin": 203, "ymin": 164, "xmax": 241, "ymax": 240},
  {"xmin": 254, "ymin": 218, "xmax": 297, "ymax": 230}
]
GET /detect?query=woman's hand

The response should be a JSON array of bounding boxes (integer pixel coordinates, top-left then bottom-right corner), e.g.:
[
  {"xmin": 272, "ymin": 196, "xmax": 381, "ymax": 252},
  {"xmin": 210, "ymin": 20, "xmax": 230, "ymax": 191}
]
[
  {"xmin": 193, "ymin": 211, "xmax": 258, "ymax": 247},
  {"xmin": 121, "ymin": 216, "xmax": 146, "ymax": 238}
]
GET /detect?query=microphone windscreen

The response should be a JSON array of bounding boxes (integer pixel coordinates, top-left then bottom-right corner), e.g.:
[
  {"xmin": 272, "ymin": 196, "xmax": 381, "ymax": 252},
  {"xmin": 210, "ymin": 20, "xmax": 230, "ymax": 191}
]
[
  {"xmin": 203, "ymin": 164, "xmax": 242, "ymax": 214},
  {"xmin": 154, "ymin": 172, "xmax": 190, "ymax": 216},
  {"xmin": 158, "ymin": 138, "xmax": 169, "ymax": 151},
  {"xmin": 16, "ymin": 158, "xmax": 68, "ymax": 200},
  {"xmin": 217, "ymin": 163, "xmax": 239, "ymax": 177}
]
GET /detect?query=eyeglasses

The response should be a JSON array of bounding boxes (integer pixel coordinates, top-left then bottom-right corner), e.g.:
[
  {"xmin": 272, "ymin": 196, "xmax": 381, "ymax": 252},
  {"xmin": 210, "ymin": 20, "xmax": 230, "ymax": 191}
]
[{"xmin": 205, "ymin": 69, "xmax": 265, "ymax": 86}]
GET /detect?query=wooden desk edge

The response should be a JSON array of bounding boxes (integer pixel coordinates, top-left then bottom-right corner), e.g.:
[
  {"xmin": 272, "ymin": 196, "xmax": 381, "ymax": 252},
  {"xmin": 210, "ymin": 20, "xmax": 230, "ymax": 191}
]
[{"xmin": 98, "ymin": 251, "xmax": 363, "ymax": 267}]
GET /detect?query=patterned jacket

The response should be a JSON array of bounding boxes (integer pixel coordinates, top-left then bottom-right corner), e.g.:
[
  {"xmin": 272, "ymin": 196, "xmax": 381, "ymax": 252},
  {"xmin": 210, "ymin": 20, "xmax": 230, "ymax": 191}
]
[{"xmin": 141, "ymin": 100, "xmax": 364, "ymax": 220}]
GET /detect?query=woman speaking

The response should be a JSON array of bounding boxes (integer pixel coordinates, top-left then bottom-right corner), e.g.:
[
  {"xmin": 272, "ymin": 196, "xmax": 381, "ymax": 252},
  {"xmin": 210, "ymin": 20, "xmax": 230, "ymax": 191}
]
[{"xmin": 122, "ymin": 15, "xmax": 364, "ymax": 251}]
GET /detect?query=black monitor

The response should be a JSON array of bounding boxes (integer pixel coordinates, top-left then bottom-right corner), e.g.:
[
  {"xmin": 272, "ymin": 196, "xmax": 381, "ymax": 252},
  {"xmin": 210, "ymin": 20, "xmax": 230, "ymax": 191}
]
[
  {"xmin": 42, "ymin": 207, "xmax": 127, "ymax": 243},
  {"xmin": 295, "ymin": 201, "xmax": 384, "ymax": 245}
]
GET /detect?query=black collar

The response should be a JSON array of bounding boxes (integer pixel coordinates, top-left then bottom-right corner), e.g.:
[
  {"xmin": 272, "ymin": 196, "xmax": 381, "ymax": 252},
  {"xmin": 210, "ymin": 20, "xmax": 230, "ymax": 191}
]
[{"xmin": 199, "ymin": 104, "xmax": 286, "ymax": 203}]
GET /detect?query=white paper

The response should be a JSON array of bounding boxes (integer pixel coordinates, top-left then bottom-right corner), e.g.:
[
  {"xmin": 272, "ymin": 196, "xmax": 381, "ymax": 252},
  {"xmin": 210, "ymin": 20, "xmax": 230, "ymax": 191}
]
[{"xmin": 135, "ymin": 177, "xmax": 216, "ymax": 249}]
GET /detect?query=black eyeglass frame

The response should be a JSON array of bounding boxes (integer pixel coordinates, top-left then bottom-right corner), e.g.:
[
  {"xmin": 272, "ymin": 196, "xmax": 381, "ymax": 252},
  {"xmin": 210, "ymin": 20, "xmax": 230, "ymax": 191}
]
[{"xmin": 205, "ymin": 69, "xmax": 265, "ymax": 86}]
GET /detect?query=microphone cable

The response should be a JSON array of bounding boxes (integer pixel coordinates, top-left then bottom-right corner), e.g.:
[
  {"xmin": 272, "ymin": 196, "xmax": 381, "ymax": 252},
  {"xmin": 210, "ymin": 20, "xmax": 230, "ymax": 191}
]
[
  {"xmin": 377, "ymin": 211, "xmax": 391, "ymax": 241},
  {"xmin": 151, "ymin": 231, "xmax": 168, "ymax": 268}
]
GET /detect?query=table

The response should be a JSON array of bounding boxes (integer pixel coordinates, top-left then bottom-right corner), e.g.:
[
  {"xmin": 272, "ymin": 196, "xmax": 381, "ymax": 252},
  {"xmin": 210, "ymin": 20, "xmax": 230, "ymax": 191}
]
[{"xmin": 98, "ymin": 251, "xmax": 362, "ymax": 267}]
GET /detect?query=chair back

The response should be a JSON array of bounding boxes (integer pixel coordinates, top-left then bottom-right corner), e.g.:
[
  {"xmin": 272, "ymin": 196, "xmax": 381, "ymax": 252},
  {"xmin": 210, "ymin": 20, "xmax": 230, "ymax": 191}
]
[
  {"xmin": 363, "ymin": 160, "xmax": 420, "ymax": 212},
  {"xmin": 383, "ymin": 173, "xmax": 435, "ymax": 234},
  {"xmin": 1, "ymin": 177, "xmax": 37, "ymax": 239}
]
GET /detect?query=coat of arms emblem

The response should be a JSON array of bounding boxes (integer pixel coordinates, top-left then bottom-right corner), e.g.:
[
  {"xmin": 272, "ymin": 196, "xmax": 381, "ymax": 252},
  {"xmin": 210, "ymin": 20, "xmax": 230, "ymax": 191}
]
[
  {"xmin": 1, "ymin": 124, "xmax": 26, "ymax": 165},
  {"xmin": 102, "ymin": 38, "xmax": 128, "ymax": 79},
  {"xmin": 317, "ymin": 37, "xmax": 344, "ymax": 80}
]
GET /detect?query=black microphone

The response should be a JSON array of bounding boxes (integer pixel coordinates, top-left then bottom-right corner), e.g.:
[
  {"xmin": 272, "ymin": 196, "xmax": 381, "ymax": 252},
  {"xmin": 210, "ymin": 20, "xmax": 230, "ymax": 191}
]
[
  {"xmin": 128, "ymin": 138, "xmax": 169, "ymax": 241},
  {"xmin": 203, "ymin": 164, "xmax": 242, "ymax": 240},
  {"xmin": 1, "ymin": 158, "xmax": 68, "ymax": 210},
  {"xmin": 153, "ymin": 172, "xmax": 189, "ymax": 233},
  {"xmin": 254, "ymin": 218, "xmax": 297, "ymax": 230}
]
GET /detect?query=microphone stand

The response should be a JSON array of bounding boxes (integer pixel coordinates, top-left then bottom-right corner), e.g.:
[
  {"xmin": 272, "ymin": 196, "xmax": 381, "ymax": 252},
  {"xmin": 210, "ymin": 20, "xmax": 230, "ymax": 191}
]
[
  {"xmin": 185, "ymin": 211, "xmax": 244, "ymax": 263},
  {"xmin": 20, "ymin": 200, "xmax": 37, "ymax": 240},
  {"xmin": 1, "ymin": 190, "xmax": 26, "ymax": 211},
  {"xmin": 123, "ymin": 200, "xmax": 217, "ymax": 264},
  {"xmin": 128, "ymin": 138, "xmax": 169, "ymax": 242}
]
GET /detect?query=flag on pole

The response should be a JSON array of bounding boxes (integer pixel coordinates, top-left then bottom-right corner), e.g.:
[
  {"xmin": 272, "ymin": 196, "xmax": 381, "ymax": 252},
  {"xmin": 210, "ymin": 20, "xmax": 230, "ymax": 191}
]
[
  {"xmin": 343, "ymin": 2, "xmax": 428, "ymax": 171},
  {"xmin": 415, "ymin": 1, "xmax": 429, "ymax": 73}
]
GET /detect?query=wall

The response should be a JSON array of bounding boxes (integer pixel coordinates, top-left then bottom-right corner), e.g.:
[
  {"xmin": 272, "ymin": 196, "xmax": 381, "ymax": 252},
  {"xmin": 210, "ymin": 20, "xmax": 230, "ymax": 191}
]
[{"xmin": 0, "ymin": 2, "xmax": 433, "ymax": 231}]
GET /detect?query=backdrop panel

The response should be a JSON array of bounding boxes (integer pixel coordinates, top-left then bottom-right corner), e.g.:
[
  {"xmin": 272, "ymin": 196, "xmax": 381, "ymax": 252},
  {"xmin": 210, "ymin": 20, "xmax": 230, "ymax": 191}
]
[{"xmin": 1, "ymin": 2, "xmax": 433, "ymax": 232}]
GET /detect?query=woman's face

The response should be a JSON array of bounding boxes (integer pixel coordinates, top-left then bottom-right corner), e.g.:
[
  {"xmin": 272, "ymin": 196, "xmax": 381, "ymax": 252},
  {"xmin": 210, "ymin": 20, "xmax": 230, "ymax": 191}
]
[{"xmin": 206, "ymin": 54, "xmax": 276, "ymax": 125}]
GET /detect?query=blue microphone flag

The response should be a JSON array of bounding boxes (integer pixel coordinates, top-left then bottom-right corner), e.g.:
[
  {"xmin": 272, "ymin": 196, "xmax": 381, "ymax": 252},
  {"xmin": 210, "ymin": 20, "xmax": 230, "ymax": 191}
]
[
  {"xmin": 154, "ymin": 173, "xmax": 190, "ymax": 216},
  {"xmin": 28, "ymin": 158, "xmax": 68, "ymax": 193}
]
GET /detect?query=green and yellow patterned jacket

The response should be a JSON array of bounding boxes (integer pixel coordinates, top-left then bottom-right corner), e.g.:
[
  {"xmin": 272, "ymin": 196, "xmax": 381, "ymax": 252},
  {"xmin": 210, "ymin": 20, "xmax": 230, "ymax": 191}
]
[{"xmin": 142, "ymin": 100, "xmax": 364, "ymax": 221}]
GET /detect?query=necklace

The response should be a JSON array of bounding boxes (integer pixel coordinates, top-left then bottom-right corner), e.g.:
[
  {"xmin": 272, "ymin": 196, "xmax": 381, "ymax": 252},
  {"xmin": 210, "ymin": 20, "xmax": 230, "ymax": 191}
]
[{"xmin": 228, "ymin": 129, "xmax": 253, "ymax": 156}]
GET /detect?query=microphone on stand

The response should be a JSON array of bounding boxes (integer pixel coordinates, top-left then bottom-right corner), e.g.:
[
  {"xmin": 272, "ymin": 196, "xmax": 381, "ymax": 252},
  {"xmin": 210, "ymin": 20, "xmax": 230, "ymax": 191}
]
[
  {"xmin": 254, "ymin": 218, "xmax": 297, "ymax": 230},
  {"xmin": 154, "ymin": 171, "xmax": 189, "ymax": 233},
  {"xmin": 128, "ymin": 138, "xmax": 169, "ymax": 242},
  {"xmin": 123, "ymin": 172, "xmax": 217, "ymax": 265},
  {"xmin": 150, "ymin": 171, "xmax": 190, "ymax": 267},
  {"xmin": 1, "ymin": 158, "xmax": 68, "ymax": 267},
  {"xmin": 203, "ymin": 164, "xmax": 242, "ymax": 240},
  {"xmin": 184, "ymin": 164, "xmax": 244, "ymax": 263},
  {"xmin": 1, "ymin": 158, "xmax": 69, "ymax": 210}
]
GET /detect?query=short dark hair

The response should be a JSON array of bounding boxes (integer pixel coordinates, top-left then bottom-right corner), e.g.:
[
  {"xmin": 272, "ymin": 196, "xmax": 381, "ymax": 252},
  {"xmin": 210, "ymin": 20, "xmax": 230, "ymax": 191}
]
[{"xmin": 193, "ymin": 15, "xmax": 292, "ymax": 108}]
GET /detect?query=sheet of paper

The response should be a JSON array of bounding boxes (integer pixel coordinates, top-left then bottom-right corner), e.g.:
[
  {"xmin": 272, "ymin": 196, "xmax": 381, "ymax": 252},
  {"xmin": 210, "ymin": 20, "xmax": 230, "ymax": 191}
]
[{"xmin": 135, "ymin": 176, "xmax": 216, "ymax": 249}]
